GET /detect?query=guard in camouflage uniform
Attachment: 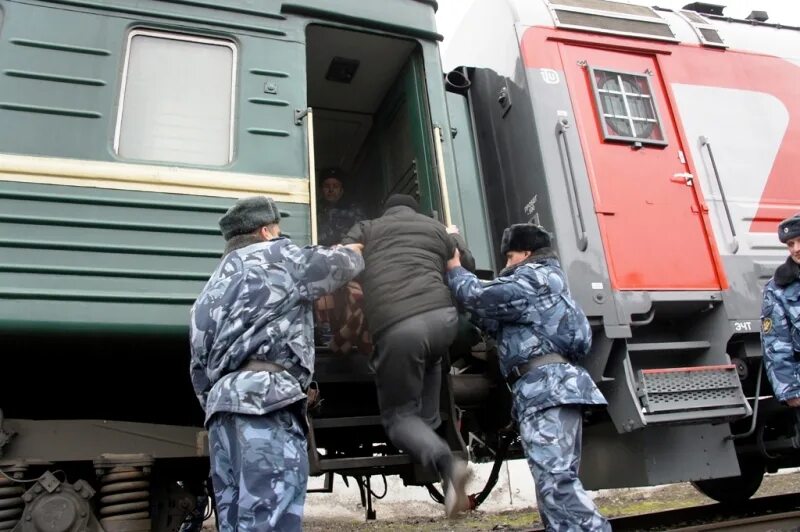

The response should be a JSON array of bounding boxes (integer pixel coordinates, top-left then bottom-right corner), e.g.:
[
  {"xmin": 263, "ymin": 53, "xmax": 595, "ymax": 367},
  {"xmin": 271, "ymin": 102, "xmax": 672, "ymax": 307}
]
[
  {"xmin": 761, "ymin": 213, "xmax": 800, "ymax": 407},
  {"xmin": 317, "ymin": 168, "xmax": 365, "ymax": 246},
  {"xmin": 190, "ymin": 196, "xmax": 364, "ymax": 531},
  {"xmin": 446, "ymin": 223, "xmax": 610, "ymax": 531}
]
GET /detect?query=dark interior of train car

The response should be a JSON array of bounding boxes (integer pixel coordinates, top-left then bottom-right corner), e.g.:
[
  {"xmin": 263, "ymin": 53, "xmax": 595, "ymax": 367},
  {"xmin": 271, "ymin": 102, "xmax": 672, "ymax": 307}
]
[{"xmin": 306, "ymin": 25, "xmax": 439, "ymax": 223}]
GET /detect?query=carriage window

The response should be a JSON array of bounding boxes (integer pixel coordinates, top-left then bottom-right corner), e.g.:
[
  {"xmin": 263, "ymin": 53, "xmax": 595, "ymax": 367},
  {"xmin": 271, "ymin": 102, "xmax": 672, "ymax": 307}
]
[
  {"xmin": 115, "ymin": 31, "xmax": 236, "ymax": 166},
  {"xmin": 589, "ymin": 68, "xmax": 666, "ymax": 146}
]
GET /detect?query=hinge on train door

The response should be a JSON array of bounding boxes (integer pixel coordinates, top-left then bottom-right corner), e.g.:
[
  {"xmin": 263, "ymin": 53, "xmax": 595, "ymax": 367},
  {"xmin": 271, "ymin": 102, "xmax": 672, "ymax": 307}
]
[
  {"xmin": 497, "ymin": 80, "xmax": 512, "ymax": 117},
  {"xmin": 295, "ymin": 108, "xmax": 309, "ymax": 125}
]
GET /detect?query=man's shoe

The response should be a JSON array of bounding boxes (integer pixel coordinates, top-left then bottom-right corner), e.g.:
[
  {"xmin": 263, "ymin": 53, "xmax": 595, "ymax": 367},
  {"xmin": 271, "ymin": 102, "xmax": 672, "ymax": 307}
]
[{"xmin": 444, "ymin": 459, "xmax": 470, "ymax": 518}]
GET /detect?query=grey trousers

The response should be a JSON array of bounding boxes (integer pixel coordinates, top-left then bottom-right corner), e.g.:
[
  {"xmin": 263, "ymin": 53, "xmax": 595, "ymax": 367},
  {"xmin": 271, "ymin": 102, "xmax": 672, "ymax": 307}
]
[{"xmin": 371, "ymin": 307, "xmax": 459, "ymax": 481}]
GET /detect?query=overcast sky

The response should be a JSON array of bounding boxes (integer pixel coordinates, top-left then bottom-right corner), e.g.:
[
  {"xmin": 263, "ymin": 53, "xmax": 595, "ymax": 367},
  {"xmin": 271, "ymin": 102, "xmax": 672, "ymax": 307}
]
[{"xmin": 436, "ymin": 0, "xmax": 800, "ymax": 41}]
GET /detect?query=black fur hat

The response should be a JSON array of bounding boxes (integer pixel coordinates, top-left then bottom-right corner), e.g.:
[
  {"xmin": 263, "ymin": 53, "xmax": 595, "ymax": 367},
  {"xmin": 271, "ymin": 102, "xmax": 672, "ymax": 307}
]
[
  {"xmin": 500, "ymin": 223, "xmax": 552, "ymax": 255},
  {"xmin": 219, "ymin": 196, "xmax": 282, "ymax": 240},
  {"xmin": 778, "ymin": 213, "xmax": 800, "ymax": 243},
  {"xmin": 383, "ymin": 194, "xmax": 419, "ymax": 213},
  {"xmin": 320, "ymin": 167, "xmax": 350, "ymax": 188}
]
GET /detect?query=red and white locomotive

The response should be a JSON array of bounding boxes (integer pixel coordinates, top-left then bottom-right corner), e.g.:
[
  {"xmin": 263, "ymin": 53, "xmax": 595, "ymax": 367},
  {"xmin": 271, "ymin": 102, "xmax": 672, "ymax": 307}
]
[{"xmin": 443, "ymin": 0, "xmax": 800, "ymax": 501}]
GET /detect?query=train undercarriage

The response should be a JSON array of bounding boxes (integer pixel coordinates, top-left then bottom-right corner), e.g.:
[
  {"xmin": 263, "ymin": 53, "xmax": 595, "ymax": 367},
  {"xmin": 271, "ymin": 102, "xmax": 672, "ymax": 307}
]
[{"xmin": 2, "ymin": 310, "xmax": 800, "ymax": 531}]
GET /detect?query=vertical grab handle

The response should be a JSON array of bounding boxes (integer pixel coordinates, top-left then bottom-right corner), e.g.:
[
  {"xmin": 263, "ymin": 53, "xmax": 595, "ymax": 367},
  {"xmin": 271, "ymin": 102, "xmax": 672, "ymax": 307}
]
[
  {"xmin": 305, "ymin": 108, "xmax": 318, "ymax": 245},
  {"xmin": 556, "ymin": 118, "xmax": 588, "ymax": 251},
  {"xmin": 433, "ymin": 126, "xmax": 453, "ymax": 227},
  {"xmin": 700, "ymin": 136, "xmax": 738, "ymax": 254}
]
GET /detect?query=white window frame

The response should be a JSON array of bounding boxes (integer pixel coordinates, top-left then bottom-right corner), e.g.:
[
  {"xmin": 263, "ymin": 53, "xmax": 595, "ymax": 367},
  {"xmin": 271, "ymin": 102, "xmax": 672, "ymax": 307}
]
[
  {"xmin": 113, "ymin": 29, "xmax": 238, "ymax": 165},
  {"xmin": 588, "ymin": 66, "xmax": 668, "ymax": 147}
]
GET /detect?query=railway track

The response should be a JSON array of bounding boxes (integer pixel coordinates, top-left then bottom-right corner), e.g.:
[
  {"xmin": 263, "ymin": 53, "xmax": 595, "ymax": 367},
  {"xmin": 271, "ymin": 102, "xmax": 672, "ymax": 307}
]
[
  {"xmin": 598, "ymin": 493, "xmax": 800, "ymax": 531},
  {"xmin": 671, "ymin": 511, "xmax": 800, "ymax": 531}
]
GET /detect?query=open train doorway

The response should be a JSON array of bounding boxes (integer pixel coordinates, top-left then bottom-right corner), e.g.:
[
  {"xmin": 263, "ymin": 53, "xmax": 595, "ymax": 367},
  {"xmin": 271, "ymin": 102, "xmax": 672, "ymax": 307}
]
[
  {"xmin": 303, "ymin": 26, "xmax": 467, "ymax": 490},
  {"xmin": 306, "ymin": 25, "xmax": 440, "ymax": 244}
]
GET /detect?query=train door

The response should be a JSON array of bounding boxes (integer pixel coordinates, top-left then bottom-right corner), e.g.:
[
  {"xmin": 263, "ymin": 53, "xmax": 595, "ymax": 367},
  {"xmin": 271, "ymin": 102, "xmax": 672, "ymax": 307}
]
[
  {"xmin": 372, "ymin": 55, "xmax": 438, "ymax": 215},
  {"xmin": 559, "ymin": 44, "xmax": 723, "ymax": 291}
]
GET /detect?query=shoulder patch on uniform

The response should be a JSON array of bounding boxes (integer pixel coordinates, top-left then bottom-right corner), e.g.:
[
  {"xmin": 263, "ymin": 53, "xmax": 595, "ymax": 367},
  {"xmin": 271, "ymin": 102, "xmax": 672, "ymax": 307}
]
[{"xmin": 762, "ymin": 318, "xmax": 773, "ymax": 334}]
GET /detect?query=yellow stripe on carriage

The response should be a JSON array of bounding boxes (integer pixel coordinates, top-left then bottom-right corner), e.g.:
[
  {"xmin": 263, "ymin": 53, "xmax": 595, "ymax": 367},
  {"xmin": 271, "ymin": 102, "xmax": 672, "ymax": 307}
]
[{"xmin": 0, "ymin": 153, "xmax": 310, "ymax": 203}]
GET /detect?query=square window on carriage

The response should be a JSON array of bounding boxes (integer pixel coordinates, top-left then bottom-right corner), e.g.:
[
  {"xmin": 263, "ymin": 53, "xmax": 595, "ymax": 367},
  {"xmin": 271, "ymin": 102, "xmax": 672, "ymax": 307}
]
[
  {"xmin": 114, "ymin": 31, "xmax": 236, "ymax": 166},
  {"xmin": 589, "ymin": 68, "xmax": 667, "ymax": 146}
]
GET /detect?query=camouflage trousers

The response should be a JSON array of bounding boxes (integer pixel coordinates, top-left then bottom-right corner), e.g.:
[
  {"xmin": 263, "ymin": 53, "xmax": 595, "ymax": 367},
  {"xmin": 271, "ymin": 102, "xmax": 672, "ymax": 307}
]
[
  {"xmin": 519, "ymin": 405, "xmax": 610, "ymax": 532},
  {"xmin": 208, "ymin": 409, "xmax": 308, "ymax": 531}
]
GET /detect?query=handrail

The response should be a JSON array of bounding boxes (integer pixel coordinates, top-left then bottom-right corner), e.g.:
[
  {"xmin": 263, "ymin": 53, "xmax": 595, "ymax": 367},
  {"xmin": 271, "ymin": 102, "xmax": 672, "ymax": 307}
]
[
  {"xmin": 306, "ymin": 108, "xmax": 318, "ymax": 244},
  {"xmin": 727, "ymin": 359, "xmax": 762, "ymax": 441},
  {"xmin": 700, "ymin": 136, "xmax": 738, "ymax": 254},
  {"xmin": 555, "ymin": 118, "xmax": 588, "ymax": 251},
  {"xmin": 433, "ymin": 126, "xmax": 453, "ymax": 226},
  {"xmin": 629, "ymin": 307, "xmax": 656, "ymax": 327}
]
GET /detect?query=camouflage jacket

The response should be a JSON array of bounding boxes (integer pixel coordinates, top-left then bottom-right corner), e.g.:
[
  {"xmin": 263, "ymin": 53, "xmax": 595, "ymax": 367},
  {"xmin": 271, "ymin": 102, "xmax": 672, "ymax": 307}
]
[
  {"xmin": 318, "ymin": 203, "xmax": 365, "ymax": 246},
  {"xmin": 447, "ymin": 256, "xmax": 606, "ymax": 420},
  {"xmin": 190, "ymin": 237, "xmax": 364, "ymax": 425},
  {"xmin": 761, "ymin": 259, "xmax": 800, "ymax": 403}
]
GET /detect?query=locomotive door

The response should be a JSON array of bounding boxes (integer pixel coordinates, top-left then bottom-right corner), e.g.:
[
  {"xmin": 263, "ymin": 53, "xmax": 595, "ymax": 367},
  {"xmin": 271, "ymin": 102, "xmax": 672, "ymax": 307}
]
[{"xmin": 559, "ymin": 44, "xmax": 722, "ymax": 291}]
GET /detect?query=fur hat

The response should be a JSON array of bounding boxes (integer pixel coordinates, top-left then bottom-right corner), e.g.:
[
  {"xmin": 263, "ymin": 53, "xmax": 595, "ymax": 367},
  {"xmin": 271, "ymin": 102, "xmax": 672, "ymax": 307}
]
[
  {"xmin": 219, "ymin": 196, "xmax": 282, "ymax": 240},
  {"xmin": 778, "ymin": 213, "xmax": 800, "ymax": 244},
  {"xmin": 383, "ymin": 194, "xmax": 419, "ymax": 213},
  {"xmin": 500, "ymin": 223, "xmax": 552, "ymax": 255}
]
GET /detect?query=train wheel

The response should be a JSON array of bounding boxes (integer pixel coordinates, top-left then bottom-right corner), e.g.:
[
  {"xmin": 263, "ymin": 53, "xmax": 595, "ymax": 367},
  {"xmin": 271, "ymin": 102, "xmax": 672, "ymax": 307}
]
[{"xmin": 691, "ymin": 459, "xmax": 765, "ymax": 504}]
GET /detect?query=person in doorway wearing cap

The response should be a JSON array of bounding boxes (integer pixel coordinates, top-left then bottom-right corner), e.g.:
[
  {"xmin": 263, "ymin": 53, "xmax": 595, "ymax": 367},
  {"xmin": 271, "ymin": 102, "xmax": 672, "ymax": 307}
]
[
  {"xmin": 317, "ymin": 167, "xmax": 365, "ymax": 246},
  {"xmin": 341, "ymin": 193, "xmax": 471, "ymax": 518},
  {"xmin": 761, "ymin": 213, "xmax": 800, "ymax": 407},
  {"xmin": 189, "ymin": 196, "xmax": 364, "ymax": 531},
  {"xmin": 314, "ymin": 168, "xmax": 368, "ymax": 348},
  {"xmin": 445, "ymin": 223, "xmax": 610, "ymax": 531}
]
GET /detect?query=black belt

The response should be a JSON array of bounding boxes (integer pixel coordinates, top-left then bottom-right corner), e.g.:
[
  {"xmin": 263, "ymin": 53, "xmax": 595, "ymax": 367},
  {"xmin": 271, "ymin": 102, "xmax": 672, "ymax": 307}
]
[
  {"xmin": 241, "ymin": 360, "xmax": 307, "ymax": 390},
  {"xmin": 506, "ymin": 354, "xmax": 571, "ymax": 387}
]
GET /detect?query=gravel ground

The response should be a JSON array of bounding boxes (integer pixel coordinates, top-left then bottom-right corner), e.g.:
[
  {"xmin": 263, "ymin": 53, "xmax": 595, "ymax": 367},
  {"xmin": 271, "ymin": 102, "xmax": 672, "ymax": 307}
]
[{"xmin": 200, "ymin": 470, "xmax": 800, "ymax": 531}]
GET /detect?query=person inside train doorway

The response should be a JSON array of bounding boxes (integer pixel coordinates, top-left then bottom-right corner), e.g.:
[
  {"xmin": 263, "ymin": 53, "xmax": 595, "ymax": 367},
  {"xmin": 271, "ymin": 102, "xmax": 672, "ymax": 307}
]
[
  {"xmin": 341, "ymin": 193, "xmax": 472, "ymax": 518},
  {"xmin": 189, "ymin": 196, "xmax": 364, "ymax": 531},
  {"xmin": 317, "ymin": 167, "xmax": 365, "ymax": 246},
  {"xmin": 761, "ymin": 213, "xmax": 800, "ymax": 408},
  {"xmin": 445, "ymin": 223, "xmax": 611, "ymax": 531},
  {"xmin": 314, "ymin": 167, "xmax": 368, "ymax": 348}
]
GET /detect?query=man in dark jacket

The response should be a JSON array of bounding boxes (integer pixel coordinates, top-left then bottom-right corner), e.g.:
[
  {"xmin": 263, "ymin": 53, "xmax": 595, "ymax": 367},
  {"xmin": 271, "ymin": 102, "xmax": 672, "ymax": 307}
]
[{"xmin": 342, "ymin": 194, "xmax": 470, "ymax": 517}]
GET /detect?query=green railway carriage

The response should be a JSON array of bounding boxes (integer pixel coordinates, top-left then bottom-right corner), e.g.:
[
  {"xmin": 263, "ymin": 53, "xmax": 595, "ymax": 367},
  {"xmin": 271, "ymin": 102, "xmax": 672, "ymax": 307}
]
[{"xmin": 0, "ymin": 1, "xmax": 495, "ymax": 529}]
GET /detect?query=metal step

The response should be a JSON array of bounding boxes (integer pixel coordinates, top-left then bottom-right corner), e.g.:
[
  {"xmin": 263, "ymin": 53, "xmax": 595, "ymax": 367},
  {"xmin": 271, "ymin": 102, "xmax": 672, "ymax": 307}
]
[
  {"xmin": 312, "ymin": 415, "xmax": 382, "ymax": 429},
  {"xmin": 311, "ymin": 413, "xmax": 450, "ymax": 430},
  {"xmin": 627, "ymin": 341, "xmax": 711, "ymax": 353},
  {"xmin": 637, "ymin": 364, "xmax": 751, "ymax": 424},
  {"xmin": 317, "ymin": 454, "xmax": 413, "ymax": 472}
]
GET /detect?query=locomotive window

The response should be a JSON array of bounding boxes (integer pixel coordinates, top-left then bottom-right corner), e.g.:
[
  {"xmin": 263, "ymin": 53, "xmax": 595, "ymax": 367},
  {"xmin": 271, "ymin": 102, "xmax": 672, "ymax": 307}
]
[
  {"xmin": 589, "ymin": 68, "xmax": 667, "ymax": 146},
  {"xmin": 114, "ymin": 30, "xmax": 236, "ymax": 166}
]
